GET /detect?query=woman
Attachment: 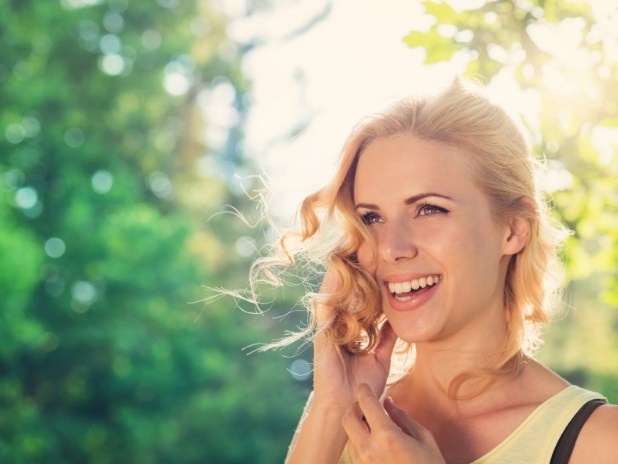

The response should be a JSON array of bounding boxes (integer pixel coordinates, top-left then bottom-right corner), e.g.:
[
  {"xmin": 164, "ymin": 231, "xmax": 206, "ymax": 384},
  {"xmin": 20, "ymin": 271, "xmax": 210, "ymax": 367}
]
[{"xmin": 255, "ymin": 79, "xmax": 618, "ymax": 463}]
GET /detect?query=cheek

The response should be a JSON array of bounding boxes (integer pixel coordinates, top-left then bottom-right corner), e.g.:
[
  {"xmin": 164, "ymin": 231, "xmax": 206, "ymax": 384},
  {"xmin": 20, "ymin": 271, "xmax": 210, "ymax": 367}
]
[{"xmin": 357, "ymin": 242, "xmax": 377, "ymax": 273}]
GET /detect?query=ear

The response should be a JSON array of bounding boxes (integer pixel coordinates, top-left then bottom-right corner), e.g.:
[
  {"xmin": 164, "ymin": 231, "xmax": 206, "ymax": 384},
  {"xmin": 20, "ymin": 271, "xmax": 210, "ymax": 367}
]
[{"xmin": 502, "ymin": 213, "xmax": 530, "ymax": 256}]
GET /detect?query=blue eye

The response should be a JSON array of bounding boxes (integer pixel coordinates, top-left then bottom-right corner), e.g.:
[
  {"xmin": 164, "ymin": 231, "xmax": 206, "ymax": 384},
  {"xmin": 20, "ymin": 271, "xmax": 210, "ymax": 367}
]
[
  {"xmin": 361, "ymin": 212, "xmax": 382, "ymax": 225},
  {"xmin": 418, "ymin": 203, "xmax": 448, "ymax": 216}
]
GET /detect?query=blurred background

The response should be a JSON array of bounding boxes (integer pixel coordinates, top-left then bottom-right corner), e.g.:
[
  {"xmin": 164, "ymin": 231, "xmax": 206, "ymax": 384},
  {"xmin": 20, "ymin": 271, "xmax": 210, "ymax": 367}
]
[{"xmin": 1, "ymin": 0, "xmax": 616, "ymax": 462}]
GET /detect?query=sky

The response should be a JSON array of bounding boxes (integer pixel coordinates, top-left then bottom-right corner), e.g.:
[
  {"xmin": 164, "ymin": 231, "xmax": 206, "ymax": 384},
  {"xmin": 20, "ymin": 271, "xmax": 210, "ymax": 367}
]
[
  {"xmin": 228, "ymin": 0, "xmax": 465, "ymax": 219},
  {"xmin": 221, "ymin": 0, "xmax": 617, "ymax": 220}
]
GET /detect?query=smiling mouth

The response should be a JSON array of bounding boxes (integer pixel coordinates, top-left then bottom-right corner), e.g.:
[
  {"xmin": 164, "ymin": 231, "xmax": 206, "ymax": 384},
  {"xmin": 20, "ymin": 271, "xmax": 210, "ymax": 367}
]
[{"xmin": 387, "ymin": 275, "xmax": 442, "ymax": 301}]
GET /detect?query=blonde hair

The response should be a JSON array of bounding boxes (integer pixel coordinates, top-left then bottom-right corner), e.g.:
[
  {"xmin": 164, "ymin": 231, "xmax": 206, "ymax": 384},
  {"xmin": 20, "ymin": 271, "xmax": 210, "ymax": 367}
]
[{"xmin": 252, "ymin": 78, "xmax": 566, "ymax": 395}]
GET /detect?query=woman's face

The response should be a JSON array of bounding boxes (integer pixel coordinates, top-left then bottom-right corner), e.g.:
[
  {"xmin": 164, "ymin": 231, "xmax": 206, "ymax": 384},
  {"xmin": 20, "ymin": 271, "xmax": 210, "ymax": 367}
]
[{"xmin": 353, "ymin": 134, "xmax": 524, "ymax": 347}]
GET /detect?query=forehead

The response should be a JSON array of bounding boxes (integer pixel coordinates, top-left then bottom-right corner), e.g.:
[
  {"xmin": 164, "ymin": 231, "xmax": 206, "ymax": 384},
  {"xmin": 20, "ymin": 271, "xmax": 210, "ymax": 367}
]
[{"xmin": 353, "ymin": 134, "xmax": 477, "ymax": 201}]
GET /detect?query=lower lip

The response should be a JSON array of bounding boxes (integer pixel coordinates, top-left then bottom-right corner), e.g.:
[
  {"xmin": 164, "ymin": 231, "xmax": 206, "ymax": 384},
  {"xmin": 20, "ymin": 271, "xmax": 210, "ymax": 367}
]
[{"xmin": 385, "ymin": 282, "xmax": 440, "ymax": 312}]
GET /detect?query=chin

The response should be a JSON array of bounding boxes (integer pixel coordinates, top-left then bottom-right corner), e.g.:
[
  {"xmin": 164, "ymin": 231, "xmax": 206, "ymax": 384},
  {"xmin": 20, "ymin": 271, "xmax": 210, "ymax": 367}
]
[{"xmin": 383, "ymin": 314, "xmax": 435, "ymax": 345}]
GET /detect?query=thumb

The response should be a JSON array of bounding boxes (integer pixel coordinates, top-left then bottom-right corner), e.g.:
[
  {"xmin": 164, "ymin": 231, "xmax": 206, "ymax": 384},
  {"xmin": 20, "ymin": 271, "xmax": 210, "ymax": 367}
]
[
  {"xmin": 374, "ymin": 321, "xmax": 398, "ymax": 367},
  {"xmin": 314, "ymin": 268, "xmax": 340, "ymax": 330}
]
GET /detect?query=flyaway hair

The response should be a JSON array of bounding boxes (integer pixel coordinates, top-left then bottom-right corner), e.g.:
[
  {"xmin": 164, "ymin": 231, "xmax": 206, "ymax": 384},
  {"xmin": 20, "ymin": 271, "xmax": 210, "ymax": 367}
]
[{"xmin": 249, "ymin": 78, "xmax": 568, "ymax": 397}]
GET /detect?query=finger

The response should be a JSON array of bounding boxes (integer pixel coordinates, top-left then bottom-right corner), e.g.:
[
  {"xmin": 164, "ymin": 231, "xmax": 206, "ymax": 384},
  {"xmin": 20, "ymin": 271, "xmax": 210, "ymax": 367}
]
[
  {"xmin": 383, "ymin": 396, "xmax": 426, "ymax": 441},
  {"xmin": 314, "ymin": 268, "xmax": 340, "ymax": 331},
  {"xmin": 341, "ymin": 402, "xmax": 370, "ymax": 444},
  {"xmin": 356, "ymin": 383, "xmax": 392, "ymax": 431},
  {"xmin": 374, "ymin": 321, "xmax": 398, "ymax": 366}
]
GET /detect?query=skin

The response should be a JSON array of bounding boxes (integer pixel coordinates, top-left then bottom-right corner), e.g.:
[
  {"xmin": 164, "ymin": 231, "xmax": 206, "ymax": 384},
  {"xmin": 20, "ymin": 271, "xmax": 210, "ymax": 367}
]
[
  {"xmin": 353, "ymin": 134, "xmax": 521, "ymax": 350},
  {"xmin": 285, "ymin": 134, "xmax": 618, "ymax": 464}
]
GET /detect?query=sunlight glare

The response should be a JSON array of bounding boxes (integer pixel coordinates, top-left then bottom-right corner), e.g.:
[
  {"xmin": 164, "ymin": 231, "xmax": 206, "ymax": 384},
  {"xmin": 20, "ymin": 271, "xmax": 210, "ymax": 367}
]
[
  {"xmin": 164, "ymin": 72, "xmax": 190, "ymax": 96},
  {"xmin": 527, "ymin": 17, "xmax": 587, "ymax": 68},
  {"xmin": 239, "ymin": 0, "xmax": 456, "ymax": 219},
  {"xmin": 538, "ymin": 160, "xmax": 574, "ymax": 193},
  {"xmin": 592, "ymin": 126, "xmax": 618, "ymax": 166}
]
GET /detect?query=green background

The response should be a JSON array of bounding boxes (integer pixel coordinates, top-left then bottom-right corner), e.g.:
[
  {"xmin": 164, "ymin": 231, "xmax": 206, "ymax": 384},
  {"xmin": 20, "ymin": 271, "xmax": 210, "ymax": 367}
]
[{"xmin": 1, "ymin": 0, "xmax": 616, "ymax": 462}]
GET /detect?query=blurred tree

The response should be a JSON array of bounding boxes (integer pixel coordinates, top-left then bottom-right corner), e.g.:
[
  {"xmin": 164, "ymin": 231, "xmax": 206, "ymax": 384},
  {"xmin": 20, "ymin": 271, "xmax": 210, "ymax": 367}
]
[
  {"xmin": 403, "ymin": 0, "xmax": 618, "ymax": 400},
  {"xmin": 0, "ymin": 0, "xmax": 307, "ymax": 462}
]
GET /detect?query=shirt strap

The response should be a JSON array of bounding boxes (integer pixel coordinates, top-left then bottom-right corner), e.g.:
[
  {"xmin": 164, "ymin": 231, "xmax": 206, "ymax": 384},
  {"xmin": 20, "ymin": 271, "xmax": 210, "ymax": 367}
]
[{"xmin": 550, "ymin": 398, "xmax": 607, "ymax": 463}]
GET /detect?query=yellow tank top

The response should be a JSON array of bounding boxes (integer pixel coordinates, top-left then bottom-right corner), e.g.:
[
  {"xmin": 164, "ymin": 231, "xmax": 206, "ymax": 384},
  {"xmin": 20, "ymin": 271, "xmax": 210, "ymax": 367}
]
[{"xmin": 339, "ymin": 385, "xmax": 605, "ymax": 463}]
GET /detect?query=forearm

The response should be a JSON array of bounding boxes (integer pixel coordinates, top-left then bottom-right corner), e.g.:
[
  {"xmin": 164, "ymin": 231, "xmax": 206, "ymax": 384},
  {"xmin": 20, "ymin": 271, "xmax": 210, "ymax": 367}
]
[{"xmin": 286, "ymin": 391, "xmax": 348, "ymax": 464}]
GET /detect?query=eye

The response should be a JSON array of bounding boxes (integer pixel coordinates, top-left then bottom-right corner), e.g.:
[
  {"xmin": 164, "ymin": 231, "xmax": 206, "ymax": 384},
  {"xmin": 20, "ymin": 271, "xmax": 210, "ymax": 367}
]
[
  {"xmin": 417, "ymin": 203, "xmax": 448, "ymax": 216},
  {"xmin": 361, "ymin": 211, "xmax": 383, "ymax": 225}
]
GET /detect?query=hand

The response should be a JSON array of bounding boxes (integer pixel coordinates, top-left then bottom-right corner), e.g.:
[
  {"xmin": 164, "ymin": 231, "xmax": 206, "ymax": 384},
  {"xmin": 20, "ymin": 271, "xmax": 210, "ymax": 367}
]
[
  {"xmin": 342, "ymin": 384, "xmax": 445, "ymax": 464},
  {"xmin": 285, "ymin": 271, "xmax": 399, "ymax": 464},
  {"xmin": 311, "ymin": 270, "xmax": 398, "ymax": 412}
]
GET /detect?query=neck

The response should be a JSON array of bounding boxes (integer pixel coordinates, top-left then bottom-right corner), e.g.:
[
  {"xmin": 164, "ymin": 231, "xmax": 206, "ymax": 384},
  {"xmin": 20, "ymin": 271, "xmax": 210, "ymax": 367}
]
[
  {"xmin": 392, "ymin": 352, "xmax": 527, "ymax": 430},
  {"xmin": 403, "ymin": 324, "xmax": 520, "ymax": 406}
]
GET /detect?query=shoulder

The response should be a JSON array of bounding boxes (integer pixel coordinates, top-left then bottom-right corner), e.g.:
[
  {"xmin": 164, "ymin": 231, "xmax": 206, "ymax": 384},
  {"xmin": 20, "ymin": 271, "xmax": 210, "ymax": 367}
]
[{"xmin": 570, "ymin": 403, "xmax": 618, "ymax": 463}]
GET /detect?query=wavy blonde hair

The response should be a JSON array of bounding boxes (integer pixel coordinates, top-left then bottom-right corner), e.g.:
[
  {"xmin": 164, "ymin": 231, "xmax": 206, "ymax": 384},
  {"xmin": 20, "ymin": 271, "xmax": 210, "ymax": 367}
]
[{"xmin": 252, "ymin": 78, "xmax": 566, "ymax": 395}]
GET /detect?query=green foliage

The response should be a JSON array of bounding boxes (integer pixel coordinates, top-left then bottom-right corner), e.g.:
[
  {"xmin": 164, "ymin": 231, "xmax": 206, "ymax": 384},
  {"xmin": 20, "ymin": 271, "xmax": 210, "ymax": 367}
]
[
  {"xmin": 0, "ymin": 1, "xmax": 307, "ymax": 462},
  {"xmin": 404, "ymin": 28, "xmax": 463, "ymax": 64},
  {"xmin": 0, "ymin": 201, "xmax": 45, "ymax": 359},
  {"xmin": 405, "ymin": 0, "xmax": 618, "ymax": 400}
]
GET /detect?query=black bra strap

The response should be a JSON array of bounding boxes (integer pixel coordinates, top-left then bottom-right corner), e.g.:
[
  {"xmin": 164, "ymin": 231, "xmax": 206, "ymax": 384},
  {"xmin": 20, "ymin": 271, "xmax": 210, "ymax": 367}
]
[{"xmin": 550, "ymin": 398, "xmax": 607, "ymax": 464}]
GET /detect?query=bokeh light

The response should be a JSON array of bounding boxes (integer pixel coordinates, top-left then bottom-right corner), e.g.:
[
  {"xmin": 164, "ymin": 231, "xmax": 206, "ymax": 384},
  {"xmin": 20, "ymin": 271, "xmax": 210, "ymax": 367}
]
[
  {"xmin": 91, "ymin": 170, "xmax": 114, "ymax": 194},
  {"xmin": 44, "ymin": 237, "xmax": 67, "ymax": 259}
]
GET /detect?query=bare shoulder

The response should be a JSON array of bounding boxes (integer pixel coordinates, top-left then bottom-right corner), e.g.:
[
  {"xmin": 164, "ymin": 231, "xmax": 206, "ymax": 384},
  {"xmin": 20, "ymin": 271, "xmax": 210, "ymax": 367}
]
[{"xmin": 570, "ymin": 403, "xmax": 618, "ymax": 463}]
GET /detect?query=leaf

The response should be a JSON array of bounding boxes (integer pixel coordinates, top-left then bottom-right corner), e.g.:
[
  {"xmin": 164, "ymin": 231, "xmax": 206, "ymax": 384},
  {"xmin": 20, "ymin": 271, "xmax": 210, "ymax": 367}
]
[
  {"xmin": 403, "ymin": 28, "xmax": 461, "ymax": 64},
  {"xmin": 425, "ymin": 0, "xmax": 458, "ymax": 23}
]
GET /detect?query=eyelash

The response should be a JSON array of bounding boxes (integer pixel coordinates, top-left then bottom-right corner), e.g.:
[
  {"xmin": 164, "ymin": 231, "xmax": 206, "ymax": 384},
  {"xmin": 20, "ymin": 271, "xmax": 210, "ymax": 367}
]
[
  {"xmin": 360, "ymin": 203, "xmax": 448, "ymax": 225},
  {"xmin": 361, "ymin": 212, "xmax": 382, "ymax": 225},
  {"xmin": 417, "ymin": 202, "xmax": 448, "ymax": 216}
]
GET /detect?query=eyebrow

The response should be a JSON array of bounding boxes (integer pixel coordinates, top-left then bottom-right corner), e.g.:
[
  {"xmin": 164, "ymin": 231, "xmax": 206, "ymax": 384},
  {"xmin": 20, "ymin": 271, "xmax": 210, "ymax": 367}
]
[{"xmin": 354, "ymin": 192, "xmax": 454, "ymax": 210}]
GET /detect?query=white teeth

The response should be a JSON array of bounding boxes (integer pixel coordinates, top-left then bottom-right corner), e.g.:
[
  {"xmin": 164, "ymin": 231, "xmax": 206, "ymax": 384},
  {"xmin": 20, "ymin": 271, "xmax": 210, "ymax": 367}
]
[{"xmin": 387, "ymin": 275, "xmax": 441, "ymax": 295}]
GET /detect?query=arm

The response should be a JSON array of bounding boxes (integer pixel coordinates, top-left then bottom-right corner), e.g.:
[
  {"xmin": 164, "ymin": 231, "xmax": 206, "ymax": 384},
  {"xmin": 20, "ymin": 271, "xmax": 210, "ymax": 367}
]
[
  {"xmin": 285, "ymin": 270, "xmax": 398, "ymax": 464},
  {"xmin": 285, "ymin": 392, "xmax": 348, "ymax": 464}
]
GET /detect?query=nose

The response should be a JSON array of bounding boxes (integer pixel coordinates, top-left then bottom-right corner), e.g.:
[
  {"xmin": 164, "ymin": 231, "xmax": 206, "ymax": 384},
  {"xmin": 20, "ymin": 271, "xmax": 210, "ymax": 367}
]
[{"xmin": 378, "ymin": 217, "xmax": 418, "ymax": 263}]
